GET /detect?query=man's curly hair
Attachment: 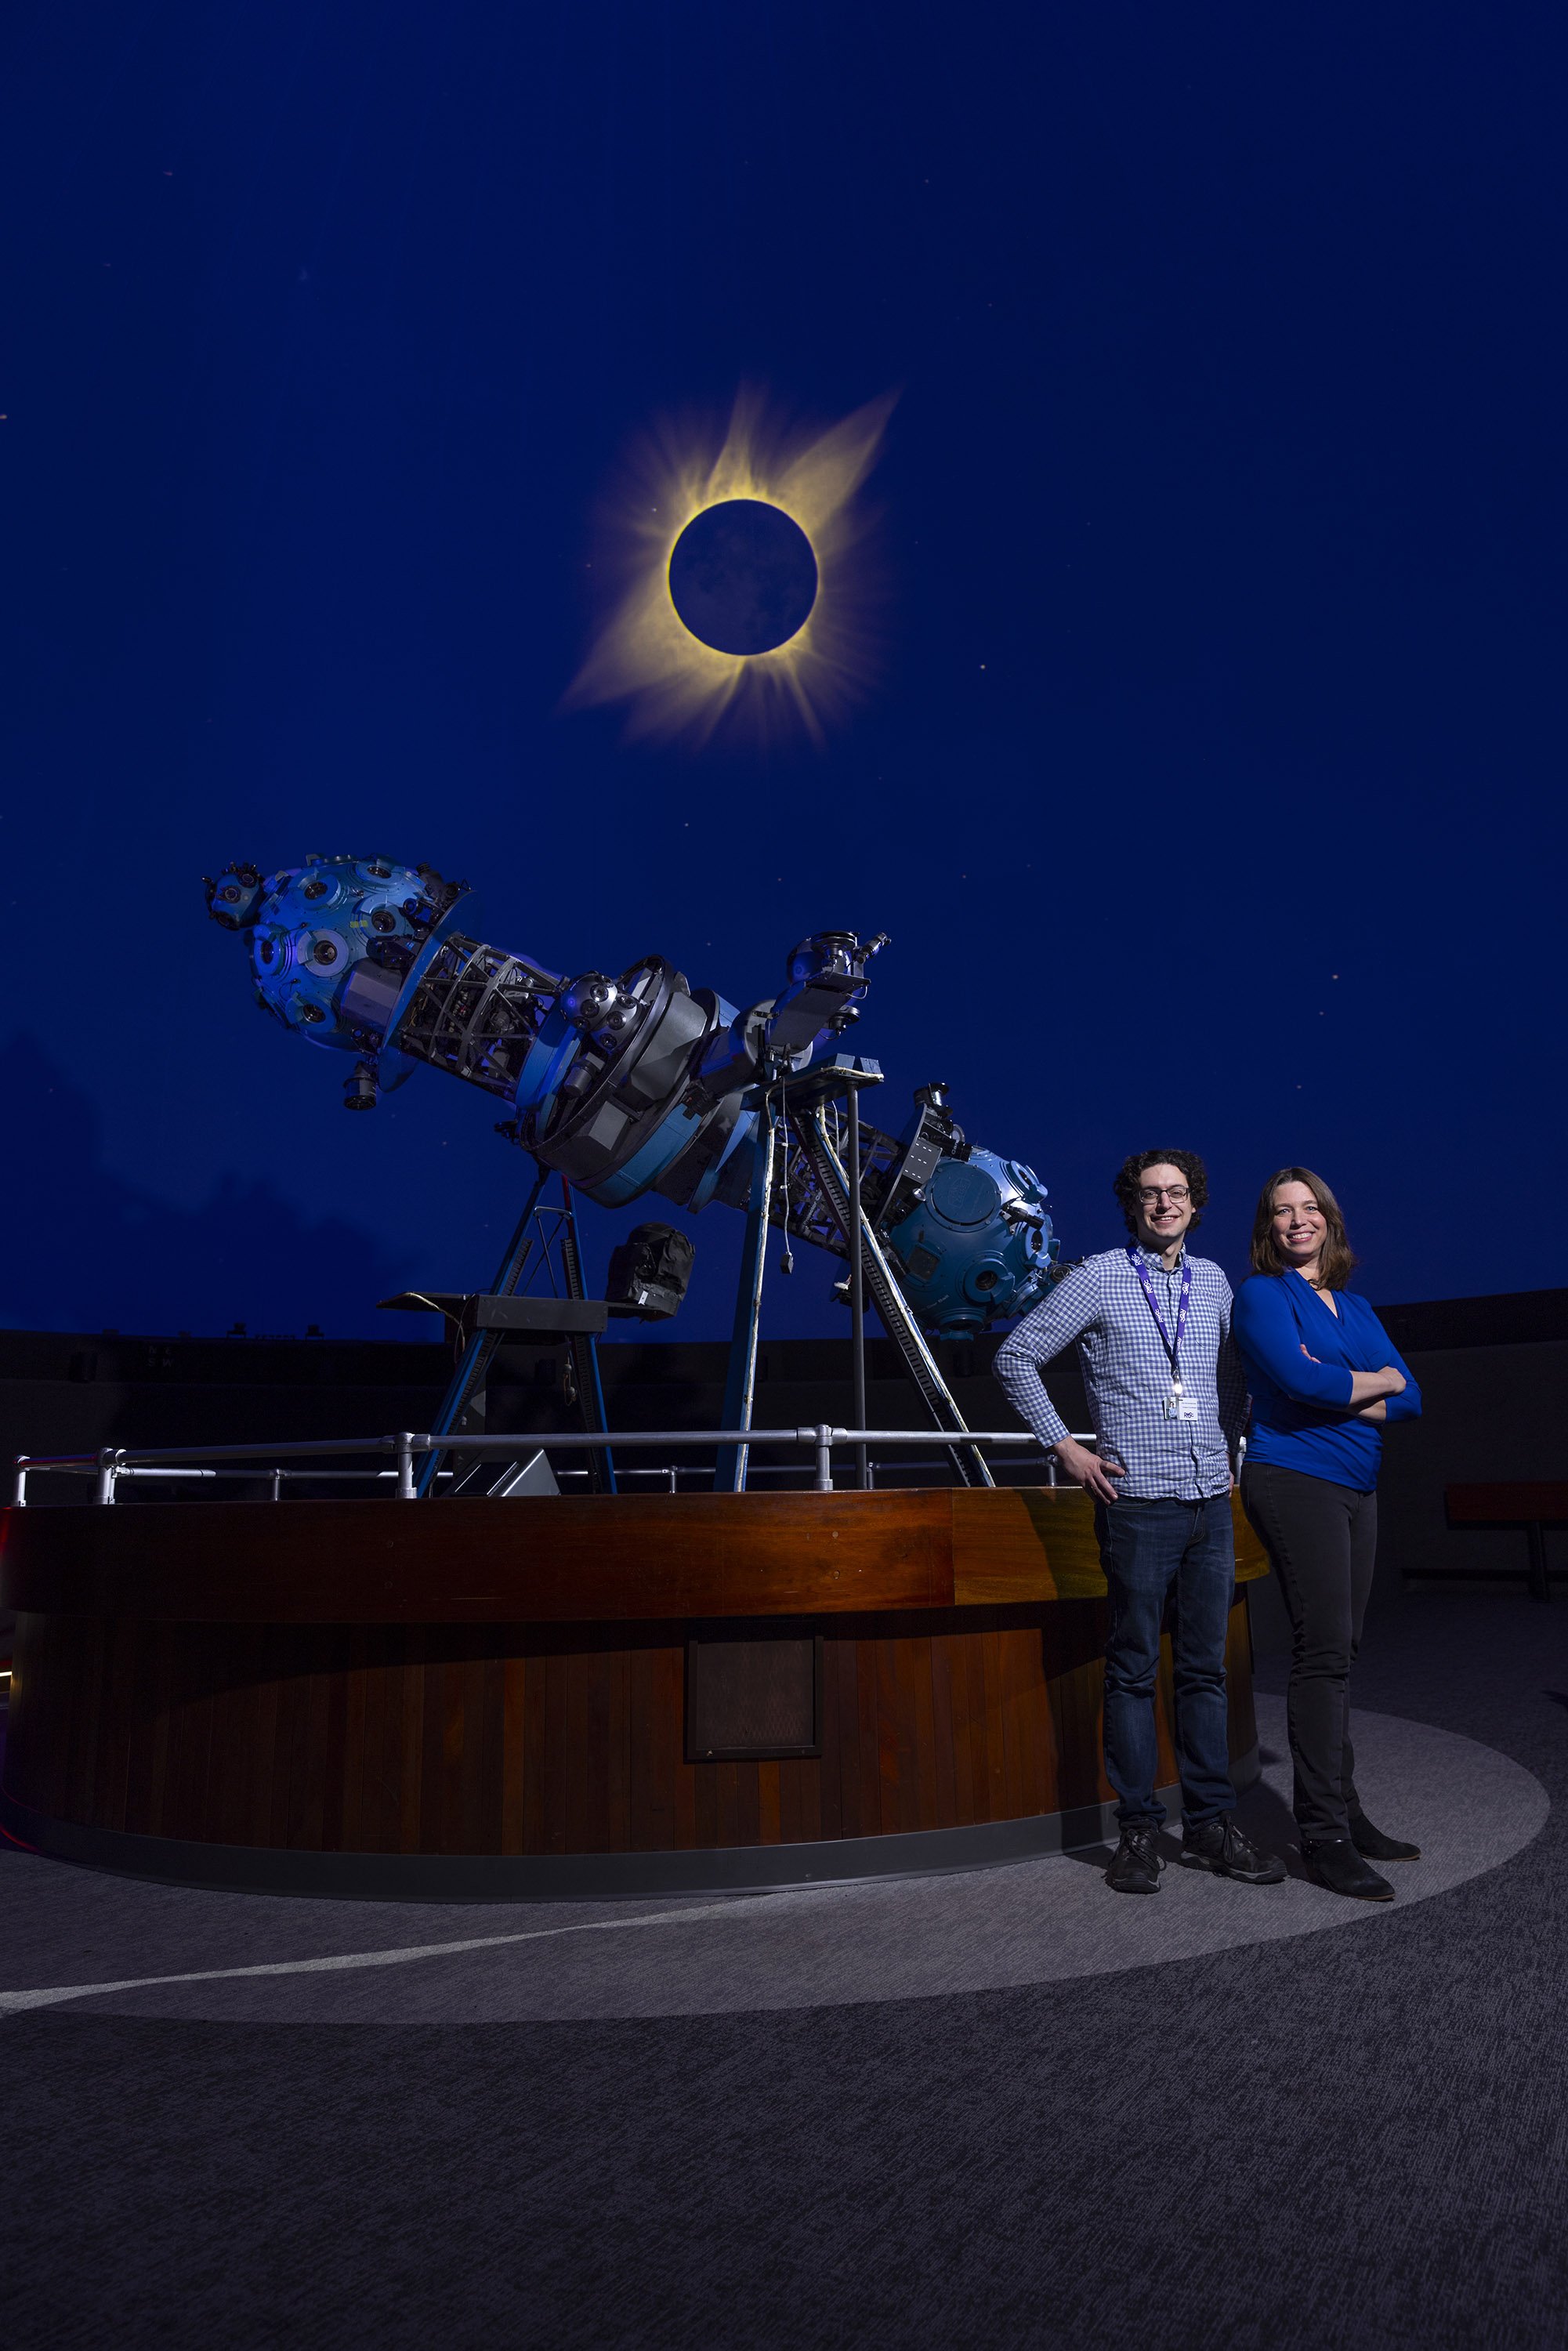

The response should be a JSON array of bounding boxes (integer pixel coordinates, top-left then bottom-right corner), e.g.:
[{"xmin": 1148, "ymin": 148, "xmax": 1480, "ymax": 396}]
[{"xmin": 1113, "ymin": 1148, "xmax": 1209, "ymax": 1236}]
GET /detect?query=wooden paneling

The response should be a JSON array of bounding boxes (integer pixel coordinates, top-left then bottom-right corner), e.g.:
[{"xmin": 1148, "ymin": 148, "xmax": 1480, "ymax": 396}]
[
  {"xmin": 2, "ymin": 1487, "xmax": 1266, "ymax": 1864},
  {"xmin": 2, "ymin": 1594, "xmax": 1252, "ymax": 1858},
  {"xmin": 951, "ymin": 1487, "xmax": 1271, "ymax": 1603},
  {"xmin": 0, "ymin": 1491, "xmax": 953, "ymax": 1623},
  {"xmin": 0, "ymin": 1487, "xmax": 1269, "ymax": 1622}
]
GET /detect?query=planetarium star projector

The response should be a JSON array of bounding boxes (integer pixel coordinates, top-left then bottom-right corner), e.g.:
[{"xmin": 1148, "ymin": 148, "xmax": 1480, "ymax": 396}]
[{"xmin": 205, "ymin": 852, "xmax": 1059, "ymax": 1340}]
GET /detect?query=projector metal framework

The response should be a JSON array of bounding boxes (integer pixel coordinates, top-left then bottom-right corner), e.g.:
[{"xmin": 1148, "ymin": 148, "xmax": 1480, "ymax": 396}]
[{"xmin": 207, "ymin": 853, "xmax": 1066, "ymax": 1491}]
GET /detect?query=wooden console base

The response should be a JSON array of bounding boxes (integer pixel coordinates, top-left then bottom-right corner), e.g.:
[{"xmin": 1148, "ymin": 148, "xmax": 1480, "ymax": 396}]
[{"xmin": 0, "ymin": 1487, "xmax": 1266, "ymax": 1897}]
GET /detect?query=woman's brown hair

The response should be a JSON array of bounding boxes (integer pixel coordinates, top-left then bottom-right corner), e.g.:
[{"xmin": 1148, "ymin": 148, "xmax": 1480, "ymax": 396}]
[{"xmin": 1250, "ymin": 1166, "xmax": 1359, "ymax": 1288}]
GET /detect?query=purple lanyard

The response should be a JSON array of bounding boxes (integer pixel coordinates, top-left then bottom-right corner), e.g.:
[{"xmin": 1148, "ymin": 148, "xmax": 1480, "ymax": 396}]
[{"xmin": 1127, "ymin": 1246, "xmax": 1191, "ymax": 1385}]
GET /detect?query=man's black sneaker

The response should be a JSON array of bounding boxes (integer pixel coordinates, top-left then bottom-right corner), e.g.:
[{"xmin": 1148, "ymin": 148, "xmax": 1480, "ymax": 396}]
[
  {"xmin": 1349, "ymin": 1813, "xmax": 1421, "ymax": 1862},
  {"xmin": 1302, "ymin": 1835, "xmax": 1394, "ymax": 1901},
  {"xmin": 1104, "ymin": 1821, "xmax": 1164, "ymax": 1894},
  {"xmin": 1177, "ymin": 1813, "xmax": 1286, "ymax": 1885}
]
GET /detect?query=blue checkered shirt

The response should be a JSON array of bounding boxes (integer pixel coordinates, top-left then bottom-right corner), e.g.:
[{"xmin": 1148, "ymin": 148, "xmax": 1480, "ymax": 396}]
[{"xmin": 993, "ymin": 1244, "xmax": 1246, "ymax": 1499}]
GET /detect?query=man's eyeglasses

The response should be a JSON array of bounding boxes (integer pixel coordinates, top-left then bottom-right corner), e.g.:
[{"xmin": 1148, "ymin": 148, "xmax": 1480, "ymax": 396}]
[{"xmin": 1139, "ymin": 1185, "xmax": 1190, "ymax": 1205}]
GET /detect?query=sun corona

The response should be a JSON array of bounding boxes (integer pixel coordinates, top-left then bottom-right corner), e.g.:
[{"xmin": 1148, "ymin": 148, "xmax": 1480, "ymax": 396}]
[{"xmin": 566, "ymin": 389, "xmax": 894, "ymax": 746}]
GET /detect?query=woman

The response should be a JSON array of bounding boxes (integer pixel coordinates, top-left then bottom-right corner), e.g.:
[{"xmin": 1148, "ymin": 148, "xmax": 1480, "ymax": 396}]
[{"xmin": 1233, "ymin": 1168, "xmax": 1421, "ymax": 1901}]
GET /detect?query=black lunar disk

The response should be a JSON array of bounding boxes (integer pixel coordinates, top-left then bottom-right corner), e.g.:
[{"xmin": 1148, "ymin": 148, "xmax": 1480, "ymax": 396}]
[{"xmin": 668, "ymin": 498, "xmax": 818, "ymax": 655}]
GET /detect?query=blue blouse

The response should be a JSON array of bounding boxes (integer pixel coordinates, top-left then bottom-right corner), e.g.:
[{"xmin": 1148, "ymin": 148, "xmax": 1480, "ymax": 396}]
[{"xmin": 1232, "ymin": 1270, "xmax": 1421, "ymax": 1491}]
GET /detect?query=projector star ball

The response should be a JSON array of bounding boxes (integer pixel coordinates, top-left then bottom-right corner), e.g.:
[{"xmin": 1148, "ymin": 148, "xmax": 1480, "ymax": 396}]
[{"xmin": 668, "ymin": 498, "xmax": 818, "ymax": 655}]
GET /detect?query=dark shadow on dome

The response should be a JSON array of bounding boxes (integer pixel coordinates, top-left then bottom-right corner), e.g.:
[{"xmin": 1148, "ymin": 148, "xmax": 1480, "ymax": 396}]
[{"xmin": 0, "ymin": 1034, "xmax": 412, "ymax": 1339}]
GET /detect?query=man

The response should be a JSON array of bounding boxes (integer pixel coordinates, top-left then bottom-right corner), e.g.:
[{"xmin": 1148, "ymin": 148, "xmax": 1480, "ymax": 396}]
[{"xmin": 994, "ymin": 1150, "xmax": 1284, "ymax": 1895}]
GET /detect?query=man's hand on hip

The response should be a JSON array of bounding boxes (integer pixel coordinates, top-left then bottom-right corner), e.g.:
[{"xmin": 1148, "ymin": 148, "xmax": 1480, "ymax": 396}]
[{"xmin": 1052, "ymin": 1437, "xmax": 1124, "ymax": 1503}]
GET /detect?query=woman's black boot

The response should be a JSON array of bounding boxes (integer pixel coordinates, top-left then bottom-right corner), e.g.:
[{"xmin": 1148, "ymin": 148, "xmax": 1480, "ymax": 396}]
[
  {"xmin": 1349, "ymin": 1813, "xmax": 1421, "ymax": 1862},
  {"xmin": 1301, "ymin": 1835, "xmax": 1394, "ymax": 1901}
]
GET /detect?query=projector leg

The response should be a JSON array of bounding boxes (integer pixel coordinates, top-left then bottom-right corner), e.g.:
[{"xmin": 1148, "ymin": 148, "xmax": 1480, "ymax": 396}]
[
  {"xmin": 714, "ymin": 1103, "xmax": 778, "ymax": 1495},
  {"xmin": 799, "ymin": 1109, "xmax": 993, "ymax": 1490},
  {"xmin": 416, "ymin": 1159, "xmax": 551, "ymax": 1498},
  {"xmin": 558, "ymin": 1178, "xmax": 616, "ymax": 1495},
  {"xmin": 847, "ymin": 1088, "xmax": 869, "ymax": 1492}
]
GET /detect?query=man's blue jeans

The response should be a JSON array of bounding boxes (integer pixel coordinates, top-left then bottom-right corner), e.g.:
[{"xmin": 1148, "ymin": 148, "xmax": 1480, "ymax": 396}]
[{"xmin": 1094, "ymin": 1493, "xmax": 1237, "ymax": 1828}]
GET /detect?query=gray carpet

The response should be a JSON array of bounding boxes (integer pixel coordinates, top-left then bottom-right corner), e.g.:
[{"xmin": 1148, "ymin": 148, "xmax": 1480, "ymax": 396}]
[
  {"xmin": 0, "ymin": 1698, "xmax": 1545, "ymax": 2022},
  {"xmin": 2, "ymin": 1586, "xmax": 1564, "ymax": 2349}
]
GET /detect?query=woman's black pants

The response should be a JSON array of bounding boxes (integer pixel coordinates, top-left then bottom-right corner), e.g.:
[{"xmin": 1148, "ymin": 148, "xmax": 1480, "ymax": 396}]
[{"xmin": 1240, "ymin": 1458, "xmax": 1378, "ymax": 1841}]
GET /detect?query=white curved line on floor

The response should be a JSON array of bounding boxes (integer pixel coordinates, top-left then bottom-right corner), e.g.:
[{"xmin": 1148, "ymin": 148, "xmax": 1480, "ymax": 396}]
[{"xmin": 0, "ymin": 1892, "xmax": 835, "ymax": 2017}]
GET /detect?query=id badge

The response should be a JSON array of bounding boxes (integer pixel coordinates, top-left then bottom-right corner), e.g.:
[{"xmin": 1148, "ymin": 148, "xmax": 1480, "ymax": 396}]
[{"xmin": 1164, "ymin": 1389, "xmax": 1200, "ymax": 1423}]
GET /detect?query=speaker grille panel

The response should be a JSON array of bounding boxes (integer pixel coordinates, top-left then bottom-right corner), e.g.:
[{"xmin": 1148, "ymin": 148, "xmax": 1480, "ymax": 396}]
[{"xmin": 686, "ymin": 1637, "xmax": 821, "ymax": 1760}]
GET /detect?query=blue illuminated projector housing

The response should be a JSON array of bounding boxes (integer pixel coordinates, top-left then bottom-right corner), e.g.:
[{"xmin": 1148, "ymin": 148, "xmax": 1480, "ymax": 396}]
[
  {"xmin": 205, "ymin": 851, "xmax": 1060, "ymax": 1337},
  {"xmin": 883, "ymin": 1149, "xmax": 1058, "ymax": 1340}
]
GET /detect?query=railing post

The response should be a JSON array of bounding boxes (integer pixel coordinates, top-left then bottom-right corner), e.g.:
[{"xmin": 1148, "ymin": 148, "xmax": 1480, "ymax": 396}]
[
  {"xmin": 814, "ymin": 1424, "xmax": 834, "ymax": 1493},
  {"xmin": 96, "ymin": 1447, "xmax": 122, "ymax": 1505},
  {"xmin": 13, "ymin": 1457, "xmax": 27, "ymax": 1508},
  {"xmin": 395, "ymin": 1433, "xmax": 416, "ymax": 1501},
  {"xmin": 270, "ymin": 1469, "xmax": 284, "ymax": 1502}
]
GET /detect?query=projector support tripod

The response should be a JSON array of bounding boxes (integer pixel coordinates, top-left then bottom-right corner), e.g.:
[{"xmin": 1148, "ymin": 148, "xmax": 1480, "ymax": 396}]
[
  {"xmin": 715, "ymin": 1064, "xmax": 993, "ymax": 1494},
  {"xmin": 391, "ymin": 1165, "xmax": 617, "ymax": 1499}
]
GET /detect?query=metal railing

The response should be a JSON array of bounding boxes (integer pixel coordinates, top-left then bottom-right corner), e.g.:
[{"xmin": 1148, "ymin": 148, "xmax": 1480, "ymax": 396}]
[{"xmin": 10, "ymin": 1425, "xmax": 1101, "ymax": 1507}]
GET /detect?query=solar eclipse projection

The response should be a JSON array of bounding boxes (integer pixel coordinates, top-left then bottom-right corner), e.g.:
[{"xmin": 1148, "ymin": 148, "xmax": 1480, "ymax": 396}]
[
  {"xmin": 668, "ymin": 500, "xmax": 818, "ymax": 657},
  {"xmin": 568, "ymin": 389, "xmax": 894, "ymax": 744}
]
